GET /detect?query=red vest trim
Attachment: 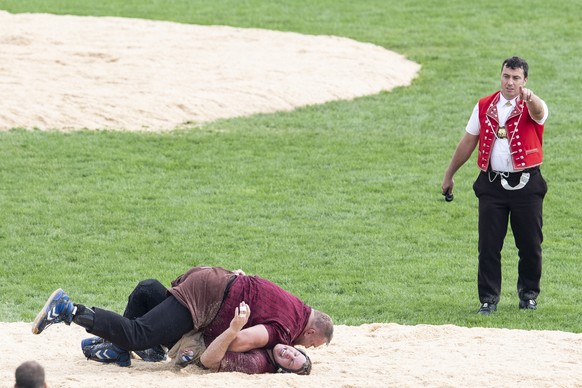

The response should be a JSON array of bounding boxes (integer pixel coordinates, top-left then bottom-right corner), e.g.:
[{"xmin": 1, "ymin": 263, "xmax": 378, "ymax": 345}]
[{"xmin": 477, "ymin": 91, "xmax": 544, "ymax": 172}]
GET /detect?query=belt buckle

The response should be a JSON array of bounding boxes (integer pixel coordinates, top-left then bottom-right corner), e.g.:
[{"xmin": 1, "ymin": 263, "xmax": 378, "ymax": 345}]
[{"xmin": 497, "ymin": 126, "xmax": 507, "ymax": 139}]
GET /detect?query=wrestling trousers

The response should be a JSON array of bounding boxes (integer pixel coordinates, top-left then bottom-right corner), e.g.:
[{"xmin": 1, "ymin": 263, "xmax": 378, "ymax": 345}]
[{"xmin": 90, "ymin": 279, "xmax": 194, "ymax": 351}]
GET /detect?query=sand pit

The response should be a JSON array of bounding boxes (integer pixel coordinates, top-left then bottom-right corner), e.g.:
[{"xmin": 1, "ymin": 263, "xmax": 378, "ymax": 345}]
[
  {"xmin": 0, "ymin": 11, "xmax": 420, "ymax": 131},
  {"xmin": 3, "ymin": 322, "xmax": 582, "ymax": 387}
]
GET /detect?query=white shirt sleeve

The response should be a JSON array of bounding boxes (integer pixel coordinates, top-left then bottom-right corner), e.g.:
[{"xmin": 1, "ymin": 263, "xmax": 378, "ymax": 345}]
[
  {"xmin": 465, "ymin": 99, "xmax": 549, "ymax": 134},
  {"xmin": 465, "ymin": 103, "xmax": 480, "ymax": 135}
]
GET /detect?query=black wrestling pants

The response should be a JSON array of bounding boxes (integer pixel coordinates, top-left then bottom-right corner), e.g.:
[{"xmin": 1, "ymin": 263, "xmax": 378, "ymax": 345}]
[
  {"xmin": 472, "ymin": 168, "xmax": 547, "ymax": 304},
  {"xmin": 88, "ymin": 279, "xmax": 194, "ymax": 351}
]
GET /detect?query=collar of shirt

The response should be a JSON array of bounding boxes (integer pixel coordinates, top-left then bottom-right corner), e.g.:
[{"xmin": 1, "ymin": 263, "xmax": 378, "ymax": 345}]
[
  {"xmin": 497, "ymin": 94, "xmax": 517, "ymax": 108},
  {"xmin": 496, "ymin": 94, "xmax": 518, "ymax": 125}
]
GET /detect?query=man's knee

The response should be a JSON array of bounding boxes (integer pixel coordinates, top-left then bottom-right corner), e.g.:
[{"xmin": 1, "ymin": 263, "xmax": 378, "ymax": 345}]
[
  {"xmin": 125, "ymin": 279, "xmax": 168, "ymax": 319},
  {"xmin": 135, "ymin": 278, "xmax": 162, "ymax": 291}
]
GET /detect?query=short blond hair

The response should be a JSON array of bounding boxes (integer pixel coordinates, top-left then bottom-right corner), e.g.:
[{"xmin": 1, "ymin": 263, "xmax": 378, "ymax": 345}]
[{"xmin": 313, "ymin": 310, "xmax": 334, "ymax": 345}]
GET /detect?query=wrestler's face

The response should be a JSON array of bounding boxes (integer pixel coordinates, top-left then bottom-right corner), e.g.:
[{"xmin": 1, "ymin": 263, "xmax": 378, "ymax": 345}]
[
  {"xmin": 500, "ymin": 65, "xmax": 527, "ymax": 100},
  {"xmin": 273, "ymin": 344, "xmax": 307, "ymax": 371}
]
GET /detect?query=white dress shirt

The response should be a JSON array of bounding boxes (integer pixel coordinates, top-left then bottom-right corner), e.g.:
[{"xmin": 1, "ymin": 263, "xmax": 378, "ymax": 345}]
[{"xmin": 465, "ymin": 93, "xmax": 548, "ymax": 172}]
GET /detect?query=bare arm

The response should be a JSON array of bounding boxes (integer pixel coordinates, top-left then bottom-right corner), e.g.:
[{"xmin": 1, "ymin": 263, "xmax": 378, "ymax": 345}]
[
  {"xmin": 442, "ymin": 132, "xmax": 479, "ymax": 195},
  {"xmin": 200, "ymin": 302, "xmax": 250, "ymax": 370},
  {"xmin": 226, "ymin": 324, "xmax": 269, "ymax": 352}
]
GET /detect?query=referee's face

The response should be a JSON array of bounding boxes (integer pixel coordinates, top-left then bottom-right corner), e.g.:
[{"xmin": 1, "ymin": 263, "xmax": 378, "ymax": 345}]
[{"xmin": 500, "ymin": 65, "xmax": 527, "ymax": 100}]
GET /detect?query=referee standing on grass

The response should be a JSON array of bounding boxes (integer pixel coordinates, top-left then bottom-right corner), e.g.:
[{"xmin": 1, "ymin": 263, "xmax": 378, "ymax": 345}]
[{"xmin": 441, "ymin": 56, "xmax": 549, "ymax": 315}]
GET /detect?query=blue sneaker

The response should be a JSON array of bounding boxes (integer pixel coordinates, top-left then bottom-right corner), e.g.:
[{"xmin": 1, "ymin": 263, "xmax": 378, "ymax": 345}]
[
  {"xmin": 32, "ymin": 288, "xmax": 75, "ymax": 334},
  {"xmin": 81, "ymin": 336, "xmax": 104, "ymax": 350},
  {"xmin": 83, "ymin": 342, "xmax": 131, "ymax": 367}
]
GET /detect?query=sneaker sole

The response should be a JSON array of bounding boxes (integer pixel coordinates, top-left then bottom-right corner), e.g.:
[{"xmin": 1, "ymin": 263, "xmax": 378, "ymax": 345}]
[
  {"xmin": 32, "ymin": 288, "xmax": 64, "ymax": 335},
  {"xmin": 87, "ymin": 353, "xmax": 131, "ymax": 367}
]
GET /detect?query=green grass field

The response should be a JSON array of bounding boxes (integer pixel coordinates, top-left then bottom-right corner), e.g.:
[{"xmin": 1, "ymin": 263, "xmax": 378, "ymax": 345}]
[{"xmin": 1, "ymin": 0, "xmax": 581, "ymax": 332}]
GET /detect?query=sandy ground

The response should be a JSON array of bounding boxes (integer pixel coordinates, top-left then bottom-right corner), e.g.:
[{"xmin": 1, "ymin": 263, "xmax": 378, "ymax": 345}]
[
  {"xmin": 3, "ymin": 322, "xmax": 582, "ymax": 387},
  {"xmin": 0, "ymin": 11, "xmax": 420, "ymax": 131},
  {"xmin": 2, "ymin": 11, "xmax": 582, "ymax": 388}
]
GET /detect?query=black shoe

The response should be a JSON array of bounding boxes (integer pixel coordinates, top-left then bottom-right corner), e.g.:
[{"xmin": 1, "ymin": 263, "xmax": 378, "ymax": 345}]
[
  {"xmin": 478, "ymin": 302, "xmax": 497, "ymax": 315},
  {"xmin": 135, "ymin": 345, "xmax": 167, "ymax": 362},
  {"xmin": 519, "ymin": 299, "xmax": 537, "ymax": 310}
]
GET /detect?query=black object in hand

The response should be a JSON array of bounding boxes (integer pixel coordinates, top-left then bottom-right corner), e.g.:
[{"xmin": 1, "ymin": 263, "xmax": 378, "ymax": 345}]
[{"xmin": 443, "ymin": 190, "xmax": 454, "ymax": 202}]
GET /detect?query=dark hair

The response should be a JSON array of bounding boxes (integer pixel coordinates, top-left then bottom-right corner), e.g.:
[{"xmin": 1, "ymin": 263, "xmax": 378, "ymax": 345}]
[
  {"xmin": 502, "ymin": 56, "xmax": 529, "ymax": 78},
  {"xmin": 15, "ymin": 361, "xmax": 45, "ymax": 388},
  {"xmin": 276, "ymin": 348, "xmax": 312, "ymax": 375}
]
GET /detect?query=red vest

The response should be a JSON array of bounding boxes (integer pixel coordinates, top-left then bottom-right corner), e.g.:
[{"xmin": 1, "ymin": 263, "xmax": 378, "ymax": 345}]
[{"xmin": 477, "ymin": 91, "xmax": 544, "ymax": 172}]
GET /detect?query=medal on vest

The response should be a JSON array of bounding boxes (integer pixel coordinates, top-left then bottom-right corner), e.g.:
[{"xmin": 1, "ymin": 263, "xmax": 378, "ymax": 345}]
[{"xmin": 497, "ymin": 126, "xmax": 507, "ymax": 139}]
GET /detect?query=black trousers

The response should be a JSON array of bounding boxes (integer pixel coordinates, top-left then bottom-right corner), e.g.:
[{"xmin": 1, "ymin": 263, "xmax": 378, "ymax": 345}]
[
  {"xmin": 89, "ymin": 279, "xmax": 193, "ymax": 351},
  {"xmin": 472, "ymin": 168, "xmax": 547, "ymax": 304}
]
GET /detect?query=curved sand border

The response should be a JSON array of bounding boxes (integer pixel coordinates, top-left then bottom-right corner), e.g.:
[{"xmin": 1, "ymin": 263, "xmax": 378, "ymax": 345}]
[{"xmin": 0, "ymin": 11, "xmax": 420, "ymax": 131}]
